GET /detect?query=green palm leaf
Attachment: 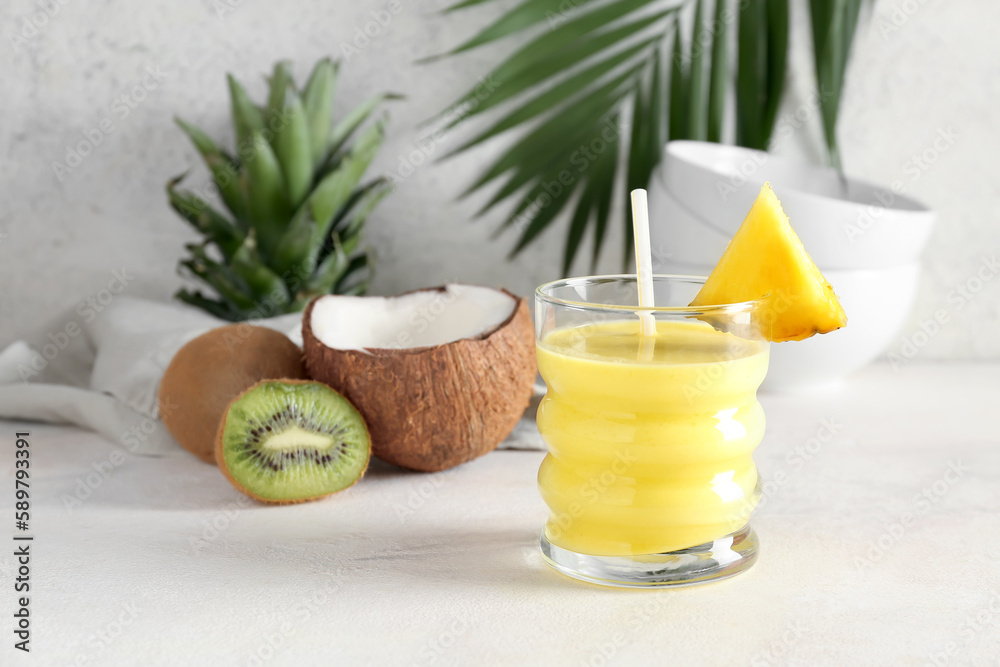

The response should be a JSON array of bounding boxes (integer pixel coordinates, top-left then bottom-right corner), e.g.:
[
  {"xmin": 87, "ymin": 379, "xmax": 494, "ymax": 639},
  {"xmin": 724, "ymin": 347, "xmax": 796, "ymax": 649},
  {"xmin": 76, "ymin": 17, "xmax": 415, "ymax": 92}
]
[
  {"xmin": 464, "ymin": 73, "xmax": 634, "ymax": 202},
  {"xmin": 736, "ymin": 0, "xmax": 764, "ymax": 149},
  {"xmin": 427, "ymin": 0, "xmax": 852, "ymax": 269},
  {"xmin": 668, "ymin": 15, "xmax": 688, "ymax": 141},
  {"xmin": 441, "ymin": 2, "xmax": 679, "ymax": 121},
  {"xmin": 762, "ymin": 0, "xmax": 789, "ymax": 143},
  {"xmin": 563, "ymin": 183, "xmax": 593, "ymax": 275},
  {"xmin": 625, "ymin": 51, "xmax": 664, "ymax": 268},
  {"xmin": 427, "ymin": 0, "xmax": 685, "ymax": 271},
  {"xmin": 706, "ymin": 0, "xmax": 729, "ymax": 143},
  {"xmin": 589, "ymin": 118, "xmax": 620, "ymax": 269},
  {"xmin": 441, "ymin": 0, "xmax": 602, "ymax": 55},
  {"xmin": 687, "ymin": 0, "xmax": 707, "ymax": 140},
  {"xmin": 508, "ymin": 171, "xmax": 577, "ymax": 258},
  {"xmin": 443, "ymin": 0, "xmax": 495, "ymax": 11},
  {"xmin": 445, "ymin": 43, "xmax": 655, "ymax": 158},
  {"xmin": 809, "ymin": 0, "xmax": 863, "ymax": 170}
]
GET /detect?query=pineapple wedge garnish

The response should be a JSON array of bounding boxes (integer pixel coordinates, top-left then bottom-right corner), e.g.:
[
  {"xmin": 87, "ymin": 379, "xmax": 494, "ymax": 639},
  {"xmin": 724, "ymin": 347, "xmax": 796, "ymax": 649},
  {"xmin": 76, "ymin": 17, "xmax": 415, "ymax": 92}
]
[{"xmin": 690, "ymin": 183, "xmax": 847, "ymax": 342}]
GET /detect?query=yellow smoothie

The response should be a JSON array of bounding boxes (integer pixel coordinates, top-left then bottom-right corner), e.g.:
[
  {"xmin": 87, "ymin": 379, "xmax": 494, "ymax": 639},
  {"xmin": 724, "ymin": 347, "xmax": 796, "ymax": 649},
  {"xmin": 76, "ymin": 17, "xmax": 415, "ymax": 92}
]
[{"xmin": 536, "ymin": 319, "xmax": 768, "ymax": 556}]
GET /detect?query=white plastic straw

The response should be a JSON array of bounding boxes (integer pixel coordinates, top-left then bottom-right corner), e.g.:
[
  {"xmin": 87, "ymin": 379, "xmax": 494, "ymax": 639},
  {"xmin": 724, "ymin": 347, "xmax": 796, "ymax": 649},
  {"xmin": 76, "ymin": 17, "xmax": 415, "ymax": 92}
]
[{"xmin": 630, "ymin": 189, "xmax": 656, "ymax": 344}]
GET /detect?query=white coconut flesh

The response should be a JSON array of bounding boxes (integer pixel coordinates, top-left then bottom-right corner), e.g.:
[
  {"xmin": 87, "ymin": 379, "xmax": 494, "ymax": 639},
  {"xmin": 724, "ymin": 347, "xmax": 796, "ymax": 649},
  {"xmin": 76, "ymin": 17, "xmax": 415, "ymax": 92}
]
[{"xmin": 309, "ymin": 284, "xmax": 517, "ymax": 351}]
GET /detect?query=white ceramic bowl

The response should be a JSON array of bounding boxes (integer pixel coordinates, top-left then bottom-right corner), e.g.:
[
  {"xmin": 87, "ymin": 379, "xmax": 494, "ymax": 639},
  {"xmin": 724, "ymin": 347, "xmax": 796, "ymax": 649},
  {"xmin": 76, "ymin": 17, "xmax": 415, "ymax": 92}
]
[
  {"xmin": 658, "ymin": 141, "xmax": 936, "ymax": 270},
  {"xmin": 655, "ymin": 259, "xmax": 922, "ymax": 391},
  {"xmin": 648, "ymin": 180, "xmax": 731, "ymax": 267}
]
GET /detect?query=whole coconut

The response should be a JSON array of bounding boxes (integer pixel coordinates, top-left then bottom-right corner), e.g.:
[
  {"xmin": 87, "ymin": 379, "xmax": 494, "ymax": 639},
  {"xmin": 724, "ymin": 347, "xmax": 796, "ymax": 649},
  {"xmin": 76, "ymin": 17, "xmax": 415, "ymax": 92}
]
[
  {"xmin": 302, "ymin": 286, "xmax": 536, "ymax": 472},
  {"xmin": 158, "ymin": 324, "xmax": 307, "ymax": 463}
]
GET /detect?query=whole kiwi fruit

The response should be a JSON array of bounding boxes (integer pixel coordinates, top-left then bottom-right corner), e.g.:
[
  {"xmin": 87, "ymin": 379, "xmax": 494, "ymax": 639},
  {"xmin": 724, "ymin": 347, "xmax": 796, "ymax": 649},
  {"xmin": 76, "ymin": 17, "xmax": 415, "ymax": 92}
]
[{"xmin": 158, "ymin": 324, "xmax": 307, "ymax": 463}]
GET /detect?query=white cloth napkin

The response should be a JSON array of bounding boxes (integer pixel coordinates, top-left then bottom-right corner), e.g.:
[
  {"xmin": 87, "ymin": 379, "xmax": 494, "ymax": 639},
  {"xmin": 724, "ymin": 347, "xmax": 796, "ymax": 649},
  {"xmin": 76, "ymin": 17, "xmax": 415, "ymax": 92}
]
[{"xmin": 0, "ymin": 297, "xmax": 544, "ymax": 456}]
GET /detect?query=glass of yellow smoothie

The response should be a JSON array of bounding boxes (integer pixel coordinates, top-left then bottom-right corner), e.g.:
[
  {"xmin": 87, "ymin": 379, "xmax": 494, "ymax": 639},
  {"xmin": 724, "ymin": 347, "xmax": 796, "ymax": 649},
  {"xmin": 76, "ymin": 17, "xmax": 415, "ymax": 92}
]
[{"xmin": 535, "ymin": 274, "xmax": 769, "ymax": 587}]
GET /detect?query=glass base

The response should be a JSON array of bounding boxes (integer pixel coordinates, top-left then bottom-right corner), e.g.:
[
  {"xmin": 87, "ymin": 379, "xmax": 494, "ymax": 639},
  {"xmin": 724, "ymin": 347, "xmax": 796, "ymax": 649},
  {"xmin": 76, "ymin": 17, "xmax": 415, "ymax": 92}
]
[{"xmin": 540, "ymin": 525, "xmax": 759, "ymax": 588}]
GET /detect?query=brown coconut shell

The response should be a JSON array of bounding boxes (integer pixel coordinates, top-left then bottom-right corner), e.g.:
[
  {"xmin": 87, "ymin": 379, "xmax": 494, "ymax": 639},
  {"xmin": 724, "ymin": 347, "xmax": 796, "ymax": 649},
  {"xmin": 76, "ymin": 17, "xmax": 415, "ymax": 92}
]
[
  {"xmin": 158, "ymin": 324, "xmax": 307, "ymax": 464},
  {"xmin": 213, "ymin": 379, "xmax": 371, "ymax": 504},
  {"xmin": 302, "ymin": 287, "xmax": 537, "ymax": 472}
]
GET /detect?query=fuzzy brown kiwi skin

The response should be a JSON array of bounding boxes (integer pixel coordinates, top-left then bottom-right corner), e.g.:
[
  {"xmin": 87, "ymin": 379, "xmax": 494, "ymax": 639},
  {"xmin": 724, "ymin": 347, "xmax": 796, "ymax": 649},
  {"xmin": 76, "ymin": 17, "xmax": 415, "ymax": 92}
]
[
  {"xmin": 213, "ymin": 379, "xmax": 372, "ymax": 505},
  {"xmin": 158, "ymin": 325, "xmax": 307, "ymax": 464}
]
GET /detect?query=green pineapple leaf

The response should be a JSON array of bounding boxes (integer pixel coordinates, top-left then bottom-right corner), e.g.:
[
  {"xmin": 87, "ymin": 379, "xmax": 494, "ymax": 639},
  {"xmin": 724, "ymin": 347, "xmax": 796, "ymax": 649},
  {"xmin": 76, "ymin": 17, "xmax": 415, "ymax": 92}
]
[
  {"xmin": 310, "ymin": 120, "xmax": 385, "ymax": 237},
  {"xmin": 272, "ymin": 89, "xmax": 313, "ymax": 208},
  {"xmin": 175, "ymin": 289, "xmax": 241, "ymax": 321},
  {"xmin": 334, "ymin": 178, "xmax": 393, "ymax": 240},
  {"xmin": 181, "ymin": 244, "xmax": 257, "ymax": 312},
  {"xmin": 334, "ymin": 252, "xmax": 372, "ymax": 294},
  {"xmin": 227, "ymin": 74, "xmax": 265, "ymax": 153},
  {"xmin": 168, "ymin": 59, "xmax": 392, "ymax": 320},
  {"xmin": 305, "ymin": 237, "xmax": 350, "ymax": 295},
  {"xmin": 265, "ymin": 61, "xmax": 295, "ymax": 124},
  {"xmin": 174, "ymin": 118, "xmax": 248, "ymax": 225},
  {"xmin": 302, "ymin": 58, "xmax": 339, "ymax": 166},
  {"xmin": 230, "ymin": 234, "xmax": 290, "ymax": 305},
  {"xmin": 244, "ymin": 131, "xmax": 291, "ymax": 251},
  {"xmin": 167, "ymin": 178, "xmax": 244, "ymax": 260},
  {"xmin": 338, "ymin": 281, "xmax": 369, "ymax": 297},
  {"xmin": 270, "ymin": 207, "xmax": 318, "ymax": 277},
  {"xmin": 339, "ymin": 227, "xmax": 363, "ymax": 256},
  {"xmin": 326, "ymin": 93, "xmax": 400, "ymax": 163}
]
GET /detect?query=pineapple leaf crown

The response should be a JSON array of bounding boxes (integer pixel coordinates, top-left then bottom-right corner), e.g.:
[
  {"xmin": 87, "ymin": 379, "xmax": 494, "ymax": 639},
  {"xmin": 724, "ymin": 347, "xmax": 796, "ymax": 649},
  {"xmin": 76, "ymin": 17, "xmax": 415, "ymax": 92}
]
[{"xmin": 168, "ymin": 58, "xmax": 398, "ymax": 321}]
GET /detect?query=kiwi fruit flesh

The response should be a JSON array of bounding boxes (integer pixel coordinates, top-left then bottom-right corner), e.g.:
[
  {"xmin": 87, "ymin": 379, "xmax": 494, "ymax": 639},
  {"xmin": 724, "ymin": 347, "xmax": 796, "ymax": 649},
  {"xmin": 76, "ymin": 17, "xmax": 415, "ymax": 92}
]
[
  {"xmin": 159, "ymin": 325, "xmax": 307, "ymax": 464},
  {"xmin": 216, "ymin": 380, "xmax": 370, "ymax": 503}
]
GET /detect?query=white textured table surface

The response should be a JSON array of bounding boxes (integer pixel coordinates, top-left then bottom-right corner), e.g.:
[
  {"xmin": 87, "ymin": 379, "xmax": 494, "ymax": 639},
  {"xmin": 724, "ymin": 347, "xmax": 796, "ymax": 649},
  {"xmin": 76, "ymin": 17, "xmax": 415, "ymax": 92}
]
[{"xmin": 3, "ymin": 362, "xmax": 999, "ymax": 667}]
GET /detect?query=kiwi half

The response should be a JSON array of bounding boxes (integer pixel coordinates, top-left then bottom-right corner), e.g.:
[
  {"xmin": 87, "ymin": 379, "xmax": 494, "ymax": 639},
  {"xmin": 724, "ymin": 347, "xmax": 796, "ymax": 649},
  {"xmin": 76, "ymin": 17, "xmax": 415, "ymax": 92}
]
[{"xmin": 216, "ymin": 380, "xmax": 370, "ymax": 504}]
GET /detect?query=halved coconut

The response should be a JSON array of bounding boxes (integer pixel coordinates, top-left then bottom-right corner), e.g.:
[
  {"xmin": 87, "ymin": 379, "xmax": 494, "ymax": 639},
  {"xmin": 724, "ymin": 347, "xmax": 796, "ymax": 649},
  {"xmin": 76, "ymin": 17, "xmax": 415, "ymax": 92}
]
[{"xmin": 302, "ymin": 285, "xmax": 536, "ymax": 472}]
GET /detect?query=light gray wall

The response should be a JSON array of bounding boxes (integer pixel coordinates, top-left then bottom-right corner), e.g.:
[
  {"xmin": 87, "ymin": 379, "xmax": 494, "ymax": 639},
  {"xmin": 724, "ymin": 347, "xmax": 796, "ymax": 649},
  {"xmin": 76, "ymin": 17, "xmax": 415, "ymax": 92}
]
[{"xmin": 1, "ymin": 0, "xmax": 997, "ymax": 359}]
